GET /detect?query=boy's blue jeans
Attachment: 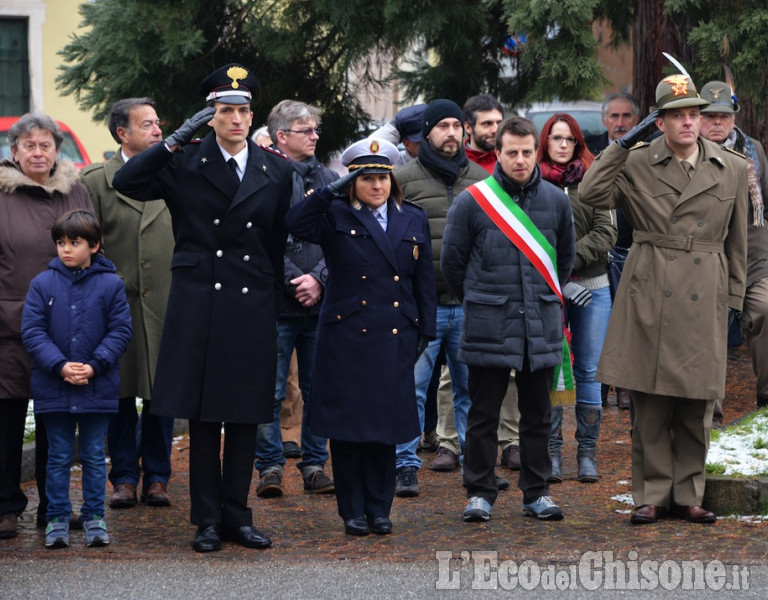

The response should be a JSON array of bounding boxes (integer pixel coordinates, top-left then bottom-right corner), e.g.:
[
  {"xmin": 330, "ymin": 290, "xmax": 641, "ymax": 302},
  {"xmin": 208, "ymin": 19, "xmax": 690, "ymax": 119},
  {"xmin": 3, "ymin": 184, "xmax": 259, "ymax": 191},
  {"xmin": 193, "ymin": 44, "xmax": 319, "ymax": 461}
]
[{"xmin": 43, "ymin": 412, "xmax": 110, "ymax": 521}]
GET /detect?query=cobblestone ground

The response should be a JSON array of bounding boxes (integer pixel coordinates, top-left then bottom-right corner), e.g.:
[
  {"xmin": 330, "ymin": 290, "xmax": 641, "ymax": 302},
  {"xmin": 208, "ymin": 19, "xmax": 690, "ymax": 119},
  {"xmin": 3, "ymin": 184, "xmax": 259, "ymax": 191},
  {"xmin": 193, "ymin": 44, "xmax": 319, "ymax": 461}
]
[{"xmin": 2, "ymin": 346, "xmax": 766, "ymax": 565}]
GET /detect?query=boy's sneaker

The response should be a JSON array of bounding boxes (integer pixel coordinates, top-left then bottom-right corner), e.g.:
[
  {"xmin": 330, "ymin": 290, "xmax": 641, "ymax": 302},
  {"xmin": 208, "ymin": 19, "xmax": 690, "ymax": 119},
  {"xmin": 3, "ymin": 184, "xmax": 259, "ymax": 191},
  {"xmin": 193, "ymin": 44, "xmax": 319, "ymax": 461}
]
[
  {"xmin": 463, "ymin": 496, "xmax": 492, "ymax": 522},
  {"xmin": 523, "ymin": 495, "xmax": 564, "ymax": 521},
  {"xmin": 83, "ymin": 516, "xmax": 109, "ymax": 547},
  {"xmin": 45, "ymin": 518, "xmax": 69, "ymax": 549}
]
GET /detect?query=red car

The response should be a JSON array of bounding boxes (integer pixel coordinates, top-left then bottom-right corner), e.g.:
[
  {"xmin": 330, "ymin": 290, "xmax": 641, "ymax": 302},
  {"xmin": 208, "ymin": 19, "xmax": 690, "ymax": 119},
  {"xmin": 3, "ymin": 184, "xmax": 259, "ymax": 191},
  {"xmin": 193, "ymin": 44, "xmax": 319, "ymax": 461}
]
[{"xmin": 0, "ymin": 116, "xmax": 91, "ymax": 170}]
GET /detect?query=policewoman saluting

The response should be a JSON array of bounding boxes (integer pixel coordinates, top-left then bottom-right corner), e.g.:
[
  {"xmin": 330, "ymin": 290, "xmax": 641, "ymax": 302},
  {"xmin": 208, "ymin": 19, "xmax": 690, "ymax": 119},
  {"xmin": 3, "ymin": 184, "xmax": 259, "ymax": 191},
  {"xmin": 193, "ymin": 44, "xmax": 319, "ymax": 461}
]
[
  {"xmin": 285, "ymin": 139, "xmax": 436, "ymax": 536},
  {"xmin": 113, "ymin": 64, "xmax": 292, "ymax": 552}
]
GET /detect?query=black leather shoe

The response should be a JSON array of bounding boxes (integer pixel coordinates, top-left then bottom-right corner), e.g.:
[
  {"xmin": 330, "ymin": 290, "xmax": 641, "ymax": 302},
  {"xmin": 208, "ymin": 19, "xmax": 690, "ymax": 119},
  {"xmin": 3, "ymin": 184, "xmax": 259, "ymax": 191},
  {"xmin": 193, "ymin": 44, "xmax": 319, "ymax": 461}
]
[
  {"xmin": 221, "ymin": 524, "xmax": 272, "ymax": 548},
  {"xmin": 192, "ymin": 525, "xmax": 221, "ymax": 552},
  {"xmin": 367, "ymin": 517, "xmax": 392, "ymax": 535},
  {"xmin": 344, "ymin": 517, "xmax": 370, "ymax": 536}
]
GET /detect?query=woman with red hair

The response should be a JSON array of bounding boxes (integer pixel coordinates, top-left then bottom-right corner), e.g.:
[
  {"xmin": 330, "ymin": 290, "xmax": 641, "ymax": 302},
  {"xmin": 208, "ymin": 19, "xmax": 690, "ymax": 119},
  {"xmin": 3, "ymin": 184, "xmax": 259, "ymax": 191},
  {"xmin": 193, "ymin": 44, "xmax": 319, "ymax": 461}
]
[{"xmin": 537, "ymin": 113, "xmax": 616, "ymax": 485}]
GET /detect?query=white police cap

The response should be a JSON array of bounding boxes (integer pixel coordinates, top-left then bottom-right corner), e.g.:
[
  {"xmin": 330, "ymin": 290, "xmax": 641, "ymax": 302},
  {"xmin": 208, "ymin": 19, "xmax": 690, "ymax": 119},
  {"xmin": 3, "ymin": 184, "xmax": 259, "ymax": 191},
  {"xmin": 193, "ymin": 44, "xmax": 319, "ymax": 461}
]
[{"xmin": 340, "ymin": 138, "xmax": 400, "ymax": 173}]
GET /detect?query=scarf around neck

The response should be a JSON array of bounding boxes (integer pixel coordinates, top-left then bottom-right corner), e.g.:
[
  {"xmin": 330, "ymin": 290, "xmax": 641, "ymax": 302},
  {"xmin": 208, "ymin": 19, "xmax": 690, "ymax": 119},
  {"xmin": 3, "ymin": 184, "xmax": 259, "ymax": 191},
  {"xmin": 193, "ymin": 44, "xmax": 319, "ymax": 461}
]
[
  {"xmin": 418, "ymin": 139, "xmax": 469, "ymax": 186},
  {"xmin": 539, "ymin": 159, "xmax": 586, "ymax": 188}
]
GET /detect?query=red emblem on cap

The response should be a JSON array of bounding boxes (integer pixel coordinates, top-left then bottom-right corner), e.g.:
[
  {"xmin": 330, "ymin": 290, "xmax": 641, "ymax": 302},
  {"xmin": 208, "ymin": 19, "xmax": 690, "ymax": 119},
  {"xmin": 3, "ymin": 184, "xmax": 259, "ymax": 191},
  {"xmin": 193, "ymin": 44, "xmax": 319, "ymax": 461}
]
[
  {"xmin": 369, "ymin": 141, "xmax": 380, "ymax": 153},
  {"xmin": 663, "ymin": 75, "xmax": 691, "ymax": 97}
]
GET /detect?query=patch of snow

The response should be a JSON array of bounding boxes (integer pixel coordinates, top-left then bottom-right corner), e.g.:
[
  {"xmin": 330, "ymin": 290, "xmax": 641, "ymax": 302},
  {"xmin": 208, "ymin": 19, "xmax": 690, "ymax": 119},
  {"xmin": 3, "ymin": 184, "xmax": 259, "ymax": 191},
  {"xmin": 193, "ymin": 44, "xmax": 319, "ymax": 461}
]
[{"xmin": 707, "ymin": 412, "xmax": 768, "ymax": 476}]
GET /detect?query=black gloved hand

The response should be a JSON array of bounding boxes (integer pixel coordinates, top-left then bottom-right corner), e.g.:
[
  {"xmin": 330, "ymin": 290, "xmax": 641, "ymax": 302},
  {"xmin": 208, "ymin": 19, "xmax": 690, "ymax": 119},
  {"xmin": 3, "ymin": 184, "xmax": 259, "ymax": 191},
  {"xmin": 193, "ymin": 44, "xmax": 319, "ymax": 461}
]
[
  {"xmin": 416, "ymin": 335, "xmax": 430, "ymax": 359},
  {"xmin": 615, "ymin": 110, "xmax": 659, "ymax": 149},
  {"xmin": 563, "ymin": 282, "xmax": 593, "ymax": 307},
  {"xmin": 164, "ymin": 106, "xmax": 217, "ymax": 149},
  {"xmin": 315, "ymin": 169, "xmax": 364, "ymax": 201}
]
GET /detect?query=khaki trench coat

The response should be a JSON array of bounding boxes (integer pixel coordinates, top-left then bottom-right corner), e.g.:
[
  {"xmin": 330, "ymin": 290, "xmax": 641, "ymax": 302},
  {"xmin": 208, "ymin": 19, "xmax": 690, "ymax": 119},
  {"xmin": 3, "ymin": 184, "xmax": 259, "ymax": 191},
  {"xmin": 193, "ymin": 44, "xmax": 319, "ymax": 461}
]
[
  {"xmin": 81, "ymin": 151, "xmax": 174, "ymax": 400},
  {"xmin": 579, "ymin": 137, "xmax": 748, "ymax": 400}
]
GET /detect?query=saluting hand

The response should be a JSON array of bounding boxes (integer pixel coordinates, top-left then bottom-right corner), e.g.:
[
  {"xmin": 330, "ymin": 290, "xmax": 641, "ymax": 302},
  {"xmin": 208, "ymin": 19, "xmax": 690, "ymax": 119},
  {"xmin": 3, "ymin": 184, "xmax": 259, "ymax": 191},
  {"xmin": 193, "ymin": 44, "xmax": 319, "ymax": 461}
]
[
  {"xmin": 316, "ymin": 170, "xmax": 364, "ymax": 201},
  {"xmin": 615, "ymin": 111, "xmax": 659, "ymax": 149},
  {"xmin": 164, "ymin": 106, "xmax": 217, "ymax": 150}
]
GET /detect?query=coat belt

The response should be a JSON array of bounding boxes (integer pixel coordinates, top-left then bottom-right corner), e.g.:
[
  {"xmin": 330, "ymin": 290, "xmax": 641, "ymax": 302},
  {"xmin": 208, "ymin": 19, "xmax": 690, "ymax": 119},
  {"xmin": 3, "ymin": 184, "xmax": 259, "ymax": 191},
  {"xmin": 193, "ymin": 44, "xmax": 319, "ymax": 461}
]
[{"xmin": 632, "ymin": 231, "xmax": 724, "ymax": 253}]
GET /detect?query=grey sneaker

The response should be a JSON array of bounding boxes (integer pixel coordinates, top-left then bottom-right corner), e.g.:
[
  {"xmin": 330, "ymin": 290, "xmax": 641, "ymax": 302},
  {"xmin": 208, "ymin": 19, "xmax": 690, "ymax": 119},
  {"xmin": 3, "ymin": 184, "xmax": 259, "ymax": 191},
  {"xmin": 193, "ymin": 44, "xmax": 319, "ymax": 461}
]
[
  {"xmin": 303, "ymin": 469, "xmax": 335, "ymax": 494},
  {"xmin": 463, "ymin": 496, "xmax": 492, "ymax": 522},
  {"xmin": 394, "ymin": 467, "xmax": 419, "ymax": 497},
  {"xmin": 523, "ymin": 495, "xmax": 564, "ymax": 521},
  {"xmin": 256, "ymin": 470, "xmax": 284, "ymax": 498},
  {"xmin": 83, "ymin": 516, "xmax": 109, "ymax": 547},
  {"xmin": 45, "ymin": 518, "xmax": 70, "ymax": 549}
]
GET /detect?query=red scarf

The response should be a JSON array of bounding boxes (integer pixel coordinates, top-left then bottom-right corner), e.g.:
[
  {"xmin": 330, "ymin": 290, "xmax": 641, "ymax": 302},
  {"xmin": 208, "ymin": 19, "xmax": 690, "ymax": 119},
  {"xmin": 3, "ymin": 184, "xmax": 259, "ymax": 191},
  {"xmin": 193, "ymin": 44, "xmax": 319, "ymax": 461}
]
[{"xmin": 539, "ymin": 160, "xmax": 586, "ymax": 187}]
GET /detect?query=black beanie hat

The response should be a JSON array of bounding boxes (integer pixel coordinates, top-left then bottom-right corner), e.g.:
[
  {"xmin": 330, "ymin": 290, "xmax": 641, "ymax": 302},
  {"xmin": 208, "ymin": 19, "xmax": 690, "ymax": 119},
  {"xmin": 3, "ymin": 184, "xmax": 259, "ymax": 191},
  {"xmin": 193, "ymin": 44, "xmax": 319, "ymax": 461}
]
[{"xmin": 422, "ymin": 99, "xmax": 464, "ymax": 139}]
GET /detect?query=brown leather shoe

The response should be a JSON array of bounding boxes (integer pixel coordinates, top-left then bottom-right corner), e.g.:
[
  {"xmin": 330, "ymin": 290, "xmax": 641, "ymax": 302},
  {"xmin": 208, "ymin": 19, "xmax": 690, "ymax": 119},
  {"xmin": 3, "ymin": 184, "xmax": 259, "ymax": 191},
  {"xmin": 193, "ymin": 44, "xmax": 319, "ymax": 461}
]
[
  {"xmin": 109, "ymin": 482, "xmax": 137, "ymax": 508},
  {"xmin": 630, "ymin": 504, "xmax": 665, "ymax": 524},
  {"xmin": 0, "ymin": 512, "xmax": 19, "ymax": 539},
  {"xmin": 142, "ymin": 482, "xmax": 171, "ymax": 507},
  {"xmin": 429, "ymin": 447, "xmax": 460, "ymax": 471},
  {"xmin": 672, "ymin": 505, "xmax": 716, "ymax": 523}
]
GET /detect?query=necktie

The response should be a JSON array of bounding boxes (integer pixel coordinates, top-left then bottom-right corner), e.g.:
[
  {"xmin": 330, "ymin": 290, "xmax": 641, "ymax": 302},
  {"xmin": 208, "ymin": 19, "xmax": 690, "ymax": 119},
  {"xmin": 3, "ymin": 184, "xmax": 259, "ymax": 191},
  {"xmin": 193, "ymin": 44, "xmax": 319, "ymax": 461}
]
[
  {"xmin": 682, "ymin": 160, "xmax": 694, "ymax": 179},
  {"xmin": 375, "ymin": 209, "xmax": 387, "ymax": 231},
  {"xmin": 227, "ymin": 157, "xmax": 239, "ymax": 180}
]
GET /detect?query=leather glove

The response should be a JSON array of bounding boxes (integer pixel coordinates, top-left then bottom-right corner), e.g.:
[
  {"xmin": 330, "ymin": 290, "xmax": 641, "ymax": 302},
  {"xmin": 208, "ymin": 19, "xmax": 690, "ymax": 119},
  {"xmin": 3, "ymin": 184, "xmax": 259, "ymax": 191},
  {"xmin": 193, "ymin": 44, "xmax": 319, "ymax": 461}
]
[
  {"xmin": 615, "ymin": 110, "xmax": 659, "ymax": 149},
  {"xmin": 164, "ymin": 106, "xmax": 217, "ymax": 148},
  {"xmin": 563, "ymin": 282, "xmax": 592, "ymax": 307},
  {"xmin": 416, "ymin": 335, "xmax": 430, "ymax": 359},
  {"xmin": 315, "ymin": 170, "xmax": 364, "ymax": 201}
]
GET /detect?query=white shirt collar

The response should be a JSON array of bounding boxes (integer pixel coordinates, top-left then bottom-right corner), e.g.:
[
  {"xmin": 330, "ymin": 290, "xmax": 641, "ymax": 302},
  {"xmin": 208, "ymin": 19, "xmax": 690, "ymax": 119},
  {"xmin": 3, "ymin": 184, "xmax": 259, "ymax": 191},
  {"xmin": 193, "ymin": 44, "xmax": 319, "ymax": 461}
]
[{"xmin": 218, "ymin": 144, "xmax": 249, "ymax": 179}]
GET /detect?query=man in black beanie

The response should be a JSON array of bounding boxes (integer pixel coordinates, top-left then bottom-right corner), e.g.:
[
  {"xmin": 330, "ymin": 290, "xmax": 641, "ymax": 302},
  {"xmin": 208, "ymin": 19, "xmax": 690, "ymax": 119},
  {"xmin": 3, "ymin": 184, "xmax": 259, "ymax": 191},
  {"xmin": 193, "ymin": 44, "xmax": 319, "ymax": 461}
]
[{"xmin": 392, "ymin": 99, "xmax": 490, "ymax": 497}]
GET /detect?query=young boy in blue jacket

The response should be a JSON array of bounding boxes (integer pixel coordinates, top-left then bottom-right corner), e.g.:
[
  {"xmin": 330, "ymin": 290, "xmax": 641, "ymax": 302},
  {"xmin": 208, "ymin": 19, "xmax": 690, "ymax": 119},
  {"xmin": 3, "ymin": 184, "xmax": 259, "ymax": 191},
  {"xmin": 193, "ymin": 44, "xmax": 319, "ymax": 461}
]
[{"xmin": 22, "ymin": 209, "xmax": 131, "ymax": 548}]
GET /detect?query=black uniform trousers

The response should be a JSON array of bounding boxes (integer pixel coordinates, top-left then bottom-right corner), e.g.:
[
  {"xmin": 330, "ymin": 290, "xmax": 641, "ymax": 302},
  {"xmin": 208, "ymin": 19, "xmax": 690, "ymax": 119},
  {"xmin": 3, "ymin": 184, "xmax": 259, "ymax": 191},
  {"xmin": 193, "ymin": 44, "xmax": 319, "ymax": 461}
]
[
  {"xmin": 329, "ymin": 440, "xmax": 396, "ymax": 521},
  {"xmin": 464, "ymin": 356, "xmax": 553, "ymax": 505},
  {"xmin": 188, "ymin": 419, "xmax": 258, "ymax": 528}
]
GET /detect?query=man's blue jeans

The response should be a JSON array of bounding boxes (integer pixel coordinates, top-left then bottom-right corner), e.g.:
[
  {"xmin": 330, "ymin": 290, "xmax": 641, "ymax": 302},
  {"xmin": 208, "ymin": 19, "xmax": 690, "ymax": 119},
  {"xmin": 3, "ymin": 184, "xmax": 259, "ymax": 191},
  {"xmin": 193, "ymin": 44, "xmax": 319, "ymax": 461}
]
[
  {"xmin": 255, "ymin": 317, "xmax": 328, "ymax": 474},
  {"xmin": 108, "ymin": 398, "xmax": 173, "ymax": 492},
  {"xmin": 564, "ymin": 286, "xmax": 612, "ymax": 406},
  {"xmin": 396, "ymin": 304, "xmax": 470, "ymax": 471},
  {"xmin": 43, "ymin": 412, "xmax": 110, "ymax": 521}
]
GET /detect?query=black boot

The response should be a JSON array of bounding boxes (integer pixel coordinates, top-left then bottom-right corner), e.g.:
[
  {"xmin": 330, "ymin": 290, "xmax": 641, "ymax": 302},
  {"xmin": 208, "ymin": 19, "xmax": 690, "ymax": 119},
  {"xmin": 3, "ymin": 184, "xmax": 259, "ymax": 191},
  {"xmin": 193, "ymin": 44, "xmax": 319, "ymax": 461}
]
[
  {"xmin": 548, "ymin": 406, "xmax": 563, "ymax": 483},
  {"xmin": 575, "ymin": 404, "xmax": 602, "ymax": 483}
]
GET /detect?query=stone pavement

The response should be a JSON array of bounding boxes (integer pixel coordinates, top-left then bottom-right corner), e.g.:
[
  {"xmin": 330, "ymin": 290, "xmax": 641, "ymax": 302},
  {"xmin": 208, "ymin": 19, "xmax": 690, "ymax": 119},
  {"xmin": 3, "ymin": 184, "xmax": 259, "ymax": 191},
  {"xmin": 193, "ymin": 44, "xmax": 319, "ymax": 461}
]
[{"xmin": 1, "ymin": 347, "xmax": 766, "ymax": 596}]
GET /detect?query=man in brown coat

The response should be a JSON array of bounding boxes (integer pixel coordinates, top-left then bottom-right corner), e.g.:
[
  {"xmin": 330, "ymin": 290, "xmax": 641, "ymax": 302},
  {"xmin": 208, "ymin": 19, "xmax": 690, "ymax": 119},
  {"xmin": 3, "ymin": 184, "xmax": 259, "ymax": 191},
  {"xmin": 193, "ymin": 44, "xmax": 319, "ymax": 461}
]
[
  {"xmin": 81, "ymin": 98, "xmax": 175, "ymax": 509},
  {"xmin": 580, "ymin": 75, "xmax": 748, "ymax": 525}
]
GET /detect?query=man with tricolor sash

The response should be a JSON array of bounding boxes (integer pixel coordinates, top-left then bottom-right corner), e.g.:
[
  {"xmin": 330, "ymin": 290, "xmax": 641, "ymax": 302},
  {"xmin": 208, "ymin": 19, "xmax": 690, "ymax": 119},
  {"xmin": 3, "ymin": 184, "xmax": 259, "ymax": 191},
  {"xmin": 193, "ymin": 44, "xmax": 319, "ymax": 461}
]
[{"xmin": 442, "ymin": 117, "xmax": 576, "ymax": 522}]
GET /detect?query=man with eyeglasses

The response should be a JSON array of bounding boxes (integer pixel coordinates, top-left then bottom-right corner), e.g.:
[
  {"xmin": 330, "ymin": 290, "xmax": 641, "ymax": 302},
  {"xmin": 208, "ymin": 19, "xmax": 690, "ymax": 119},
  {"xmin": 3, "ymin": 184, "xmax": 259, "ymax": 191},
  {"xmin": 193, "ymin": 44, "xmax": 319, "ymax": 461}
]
[
  {"xmin": 81, "ymin": 98, "xmax": 176, "ymax": 512},
  {"xmin": 252, "ymin": 100, "xmax": 338, "ymax": 499}
]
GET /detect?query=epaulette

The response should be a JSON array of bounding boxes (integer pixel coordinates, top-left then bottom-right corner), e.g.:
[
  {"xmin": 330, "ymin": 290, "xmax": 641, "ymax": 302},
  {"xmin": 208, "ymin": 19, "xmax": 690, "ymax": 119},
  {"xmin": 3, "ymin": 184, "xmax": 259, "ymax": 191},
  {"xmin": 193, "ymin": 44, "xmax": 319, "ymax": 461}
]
[
  {"xmin": 723, "ymin": 146, "xmax": 746, "ymax": 159},
  {"xmin": 260, "ymin": 145, "xmax": 289, "ymax": 160},
  {"xmin": 629, "ymin": 141, "xmax": 649, "ymax": 150},
  {"xmin": 402, "ymin": 199, "xmax": 425, "ymax": 211}
]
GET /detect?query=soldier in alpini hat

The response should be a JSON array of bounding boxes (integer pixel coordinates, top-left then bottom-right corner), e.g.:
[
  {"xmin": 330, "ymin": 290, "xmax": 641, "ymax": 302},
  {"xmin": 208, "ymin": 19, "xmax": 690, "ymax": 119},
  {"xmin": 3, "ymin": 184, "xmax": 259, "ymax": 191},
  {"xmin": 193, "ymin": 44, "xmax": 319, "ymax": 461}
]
[
  {"xmin": 579, "ymin": 70, "xmax": 749, "ymax": 526},
  {"xmin": 700, "ymin": 79, "xmax": 768, "ymax": 421}
]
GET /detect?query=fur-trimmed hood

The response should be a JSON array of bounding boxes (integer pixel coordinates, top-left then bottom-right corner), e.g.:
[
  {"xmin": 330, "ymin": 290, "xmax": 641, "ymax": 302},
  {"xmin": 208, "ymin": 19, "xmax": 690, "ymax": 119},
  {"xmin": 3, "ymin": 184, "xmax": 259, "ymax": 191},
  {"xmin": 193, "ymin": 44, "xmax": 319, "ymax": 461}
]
[{"xmin": 0, "ymin": 157, "xmax": 81, "ymax": 196}]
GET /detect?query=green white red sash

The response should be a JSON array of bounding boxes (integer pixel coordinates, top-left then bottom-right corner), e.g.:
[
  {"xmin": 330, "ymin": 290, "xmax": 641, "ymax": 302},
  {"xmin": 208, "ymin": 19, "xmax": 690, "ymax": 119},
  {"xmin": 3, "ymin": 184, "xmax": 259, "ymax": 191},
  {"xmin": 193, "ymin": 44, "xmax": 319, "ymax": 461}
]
[{"xmin": 467, "ymin": 176, "xmax": 575, "ymax": 396}]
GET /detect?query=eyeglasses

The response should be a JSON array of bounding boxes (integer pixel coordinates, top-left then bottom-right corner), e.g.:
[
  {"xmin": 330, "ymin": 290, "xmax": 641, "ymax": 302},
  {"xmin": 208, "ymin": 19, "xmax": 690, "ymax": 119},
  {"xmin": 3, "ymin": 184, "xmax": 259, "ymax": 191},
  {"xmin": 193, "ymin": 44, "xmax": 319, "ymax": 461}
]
[
  {"xmin": 284, "ymin": 127, "xmax": 321, "ymax": 137},
  {"xmin": 548, "ymin": 135, "xmax": 577, "ymax": 146},
  {"xmin": 19, "ymin": 142, "xmax": 56, "ymax": 153}
]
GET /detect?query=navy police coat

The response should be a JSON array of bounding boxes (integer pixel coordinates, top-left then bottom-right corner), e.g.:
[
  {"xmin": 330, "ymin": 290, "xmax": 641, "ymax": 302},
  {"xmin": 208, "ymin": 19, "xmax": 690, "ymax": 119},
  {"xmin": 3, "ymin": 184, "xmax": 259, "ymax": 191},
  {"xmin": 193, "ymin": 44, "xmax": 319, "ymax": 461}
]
[
  {"xmin": 113, "ymin": 134, "xmax": 291, "ymax": 424},
  {"xmin": 286, "ymin": 190, "xmax": 437, "ymax": 444}
]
